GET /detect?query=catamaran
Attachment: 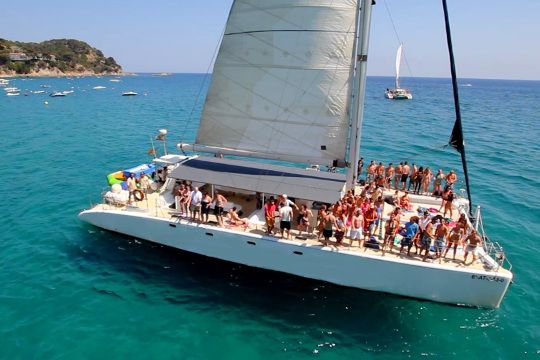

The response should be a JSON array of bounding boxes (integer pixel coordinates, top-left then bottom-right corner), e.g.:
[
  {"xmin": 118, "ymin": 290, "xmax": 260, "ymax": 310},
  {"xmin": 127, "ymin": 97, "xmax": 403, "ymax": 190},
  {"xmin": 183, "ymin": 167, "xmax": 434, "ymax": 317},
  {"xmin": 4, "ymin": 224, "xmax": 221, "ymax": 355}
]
[
  {"xmin": 79, "ymin": 0, "xmax": 512, "ymax": 308},
  {"xmin": 385, "ymin": 44, "xmax": 413, "ymax": 100}
]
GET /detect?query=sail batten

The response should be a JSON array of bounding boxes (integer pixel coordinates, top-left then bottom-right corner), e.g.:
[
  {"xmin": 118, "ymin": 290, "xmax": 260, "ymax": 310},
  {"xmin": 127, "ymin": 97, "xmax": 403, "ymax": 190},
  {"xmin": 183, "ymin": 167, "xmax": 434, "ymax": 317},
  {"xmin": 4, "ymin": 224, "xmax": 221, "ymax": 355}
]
[{"xmin": 196, "ymin": 0, "xmax": 358, "ymax": 166}]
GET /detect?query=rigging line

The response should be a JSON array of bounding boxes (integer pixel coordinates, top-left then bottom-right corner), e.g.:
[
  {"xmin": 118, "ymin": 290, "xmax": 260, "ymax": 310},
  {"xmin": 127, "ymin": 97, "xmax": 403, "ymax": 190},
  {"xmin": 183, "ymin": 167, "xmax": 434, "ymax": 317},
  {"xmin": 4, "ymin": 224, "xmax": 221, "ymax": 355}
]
[
  {"xmin": 181, "ymin": 23, "xmax": 226, "ymax": 143},
  {"xmin": 381, "ymin": 0, "xmax": 415, "ymax": 79},
  {"xmin": 225, "ymin": 29, "xmax": 354, "ymax": 36}
]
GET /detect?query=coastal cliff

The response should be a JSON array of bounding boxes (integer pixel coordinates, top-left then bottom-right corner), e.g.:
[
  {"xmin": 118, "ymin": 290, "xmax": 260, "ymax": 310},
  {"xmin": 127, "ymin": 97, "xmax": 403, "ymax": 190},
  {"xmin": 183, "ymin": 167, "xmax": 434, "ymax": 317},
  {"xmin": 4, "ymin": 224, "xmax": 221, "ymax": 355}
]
[{"xmin": 0, "ymin": 38, "xmax": 122, "ymax": 76}]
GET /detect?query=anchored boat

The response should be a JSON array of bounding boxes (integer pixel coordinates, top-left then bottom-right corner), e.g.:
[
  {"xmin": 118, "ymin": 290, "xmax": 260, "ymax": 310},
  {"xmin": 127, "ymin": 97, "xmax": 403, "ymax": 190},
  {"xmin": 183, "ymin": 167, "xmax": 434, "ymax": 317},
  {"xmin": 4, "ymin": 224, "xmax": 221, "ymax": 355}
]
[
  {"xmin": 79, "ymin": 0, "xmax": 512, "ymax": 308},
  {"xmin": 385, "ymin": 44, "xmax": 413, "ymax": 100}
]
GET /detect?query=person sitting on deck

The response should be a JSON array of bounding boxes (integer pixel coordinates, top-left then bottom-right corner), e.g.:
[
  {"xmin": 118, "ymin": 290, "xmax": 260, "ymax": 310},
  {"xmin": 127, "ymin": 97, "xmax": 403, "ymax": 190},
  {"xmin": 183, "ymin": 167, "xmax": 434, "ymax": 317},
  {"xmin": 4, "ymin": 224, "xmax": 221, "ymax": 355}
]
[
  {"xmin": 399, "ymin": 191, "xmax": 412, "ymax": 211},
  {"xmin": 227, "ymin": 206, "xmax": 247, "ymax": 227},
  {"xmin": 399, "ymin": 216, "xmax": 419, "ymax": 256}
]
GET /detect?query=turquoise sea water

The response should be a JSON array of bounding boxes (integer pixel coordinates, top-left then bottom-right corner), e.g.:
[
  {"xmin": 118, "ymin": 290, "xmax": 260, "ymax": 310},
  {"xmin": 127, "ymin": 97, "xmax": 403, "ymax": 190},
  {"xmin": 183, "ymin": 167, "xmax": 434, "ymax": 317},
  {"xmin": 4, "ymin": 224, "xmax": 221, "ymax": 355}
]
[{"xmin": 1, "ymin": 74, "xmax": 539, "ymax": 358}]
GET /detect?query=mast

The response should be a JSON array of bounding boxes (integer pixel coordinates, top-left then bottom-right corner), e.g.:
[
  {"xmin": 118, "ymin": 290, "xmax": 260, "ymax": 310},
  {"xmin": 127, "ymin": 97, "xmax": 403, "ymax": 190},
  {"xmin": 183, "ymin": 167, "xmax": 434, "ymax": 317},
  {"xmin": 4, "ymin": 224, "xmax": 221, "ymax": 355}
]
[
  {"xmin": 442, "ymin": 0, "xmax": 473, "ymax": 213},
  {"xmin": 347, "ymin": 0, "xmax": 375, "ymax": 189}
]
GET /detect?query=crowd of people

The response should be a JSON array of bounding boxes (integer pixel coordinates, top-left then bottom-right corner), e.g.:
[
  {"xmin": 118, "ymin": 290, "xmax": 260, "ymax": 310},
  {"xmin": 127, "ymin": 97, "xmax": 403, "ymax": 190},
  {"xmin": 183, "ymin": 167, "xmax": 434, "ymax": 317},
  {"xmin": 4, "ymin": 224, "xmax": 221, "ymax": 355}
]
[
  {"xmin": 163, "ymin": 160, "xmax": 480, "ymax": 265},
  {"xmin": 357, "ymin": 158, "xmax": 458, "ymax": 196}
]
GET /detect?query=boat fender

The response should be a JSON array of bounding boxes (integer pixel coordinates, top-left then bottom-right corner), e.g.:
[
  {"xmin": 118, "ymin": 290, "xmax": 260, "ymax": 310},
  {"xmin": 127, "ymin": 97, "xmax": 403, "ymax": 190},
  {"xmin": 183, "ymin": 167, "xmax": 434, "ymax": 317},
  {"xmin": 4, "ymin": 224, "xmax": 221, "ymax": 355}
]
[{"xmin": 133, "ymin": 189, "xmax": 145, "ymax": 201}]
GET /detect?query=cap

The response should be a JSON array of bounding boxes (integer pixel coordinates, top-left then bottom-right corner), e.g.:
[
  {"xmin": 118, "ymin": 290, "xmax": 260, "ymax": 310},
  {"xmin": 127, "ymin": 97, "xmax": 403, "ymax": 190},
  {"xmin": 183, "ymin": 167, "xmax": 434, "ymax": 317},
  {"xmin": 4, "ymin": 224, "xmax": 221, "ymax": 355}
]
[{"xmin": 282, "ymin": 194, "xmax": 287, "ymax": 198}]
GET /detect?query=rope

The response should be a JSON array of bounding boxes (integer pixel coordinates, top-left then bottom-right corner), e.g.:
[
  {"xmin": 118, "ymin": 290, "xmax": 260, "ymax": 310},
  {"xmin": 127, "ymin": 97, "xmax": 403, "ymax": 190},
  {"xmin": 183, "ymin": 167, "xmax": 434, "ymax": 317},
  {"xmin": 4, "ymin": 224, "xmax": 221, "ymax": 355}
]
[
  {"xmin": 381, "ymin": 0, "xmax": 415, "ymax": 79},
  {"xmin": 179, "ymin": 23, "xmax": 226, "ymax": 144}
]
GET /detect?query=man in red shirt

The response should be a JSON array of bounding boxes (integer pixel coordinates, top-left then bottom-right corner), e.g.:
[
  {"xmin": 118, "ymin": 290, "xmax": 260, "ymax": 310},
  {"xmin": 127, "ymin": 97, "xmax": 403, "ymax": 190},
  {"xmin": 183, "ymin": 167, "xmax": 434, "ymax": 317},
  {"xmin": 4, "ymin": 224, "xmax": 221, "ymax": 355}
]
[{"xmin": 264, "ymin": 197, "xmax": 277, "ymax": 235}]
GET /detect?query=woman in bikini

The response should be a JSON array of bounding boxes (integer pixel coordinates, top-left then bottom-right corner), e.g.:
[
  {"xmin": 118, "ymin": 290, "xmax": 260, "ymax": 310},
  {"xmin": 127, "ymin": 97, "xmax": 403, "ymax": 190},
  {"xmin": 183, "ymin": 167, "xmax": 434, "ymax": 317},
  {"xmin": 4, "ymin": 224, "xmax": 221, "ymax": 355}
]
[{"xmin": 432, "ymin": 169, "xmax": 445, "ymax": 196}]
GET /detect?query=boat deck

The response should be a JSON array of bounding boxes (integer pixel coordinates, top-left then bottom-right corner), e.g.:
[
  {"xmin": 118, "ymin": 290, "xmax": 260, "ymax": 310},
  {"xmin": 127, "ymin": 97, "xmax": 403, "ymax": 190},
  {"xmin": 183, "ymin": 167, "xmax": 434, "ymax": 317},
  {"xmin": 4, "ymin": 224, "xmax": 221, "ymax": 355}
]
[{"xmin": 93, "ymin": 186, "xmax": 510, "ymax": 276}]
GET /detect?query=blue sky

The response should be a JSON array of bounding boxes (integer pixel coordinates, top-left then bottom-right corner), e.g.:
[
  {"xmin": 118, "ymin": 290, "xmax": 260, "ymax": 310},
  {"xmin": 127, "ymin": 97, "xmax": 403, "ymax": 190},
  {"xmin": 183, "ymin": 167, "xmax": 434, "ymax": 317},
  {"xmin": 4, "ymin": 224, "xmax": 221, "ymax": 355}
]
[{"xmin": 1, "ymin": 0, "xmax": 538, "ymax": 80}]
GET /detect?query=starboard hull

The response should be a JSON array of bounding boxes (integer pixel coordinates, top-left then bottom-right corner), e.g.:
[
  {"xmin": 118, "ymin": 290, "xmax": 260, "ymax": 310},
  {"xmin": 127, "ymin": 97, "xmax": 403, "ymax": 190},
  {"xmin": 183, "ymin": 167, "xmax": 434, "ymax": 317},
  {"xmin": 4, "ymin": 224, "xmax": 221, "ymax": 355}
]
[{"xmin": 79, "ymin": 207, "xmax": 511, "ymax": 308}]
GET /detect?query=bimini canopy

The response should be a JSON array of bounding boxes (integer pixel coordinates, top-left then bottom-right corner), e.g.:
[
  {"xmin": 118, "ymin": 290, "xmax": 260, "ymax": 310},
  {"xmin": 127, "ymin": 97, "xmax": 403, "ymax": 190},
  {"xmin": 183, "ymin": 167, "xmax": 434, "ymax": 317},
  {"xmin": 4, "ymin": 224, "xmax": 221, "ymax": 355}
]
[{"xmin": 170, "ymin": 156, "xmax": 345, "ymax": 204}]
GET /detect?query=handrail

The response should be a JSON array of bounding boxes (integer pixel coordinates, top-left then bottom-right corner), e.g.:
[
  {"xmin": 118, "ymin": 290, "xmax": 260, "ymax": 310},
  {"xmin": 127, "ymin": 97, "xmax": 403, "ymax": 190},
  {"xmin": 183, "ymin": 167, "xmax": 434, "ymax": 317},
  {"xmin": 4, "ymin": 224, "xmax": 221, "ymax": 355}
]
[{"xmin": 471, "ymin": 205, "xmax": 512, "ymax": 272}]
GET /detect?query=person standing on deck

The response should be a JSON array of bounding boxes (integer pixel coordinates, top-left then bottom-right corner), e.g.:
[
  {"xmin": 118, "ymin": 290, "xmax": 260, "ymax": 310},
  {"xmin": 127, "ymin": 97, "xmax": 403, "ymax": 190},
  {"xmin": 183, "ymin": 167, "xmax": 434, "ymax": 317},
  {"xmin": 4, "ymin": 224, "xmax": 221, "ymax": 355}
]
[
  {"xmin": 279, "ymin": 202, "xmax": 293, "ymax": 239},
  {"xmin": 399, "ymin": 216, "xmax": 419, "ymax": 256},
  {"xmin": 363, "ymin": 202, "xmax": 378, "ymax": 244},
  {"xmin": 463, "ymin": 229, "xmax": 483, "ymax": 265},
  {"xmin": 434, "ymin": 219, "xmax": 450, "ymax": 259},
  {"xmin": 366, "ymin": 161, "xmax": 376, "ymax": 184},
  {"xmin": 214, "ymin": 190, "xmax": 227, "ymax": 227},
  {"xmin": 264, "ymin": 197, "xmax": 277, "ymax": 235},
  {"xmin": 408, "ymin": 163, "xmax": 418, "ymax": 191},
  {"xmin": 432, "ymin": 169, "xmax": 445, "ymax": 196},
  {"xmin": 126, "ymin": 174, "xmax": 138, "ymax": 203},
  {"xmin": 385, "ymin": 163, "xmax": 394, "ymax": 188},
  {"xmin": 401, "ymin": 162, "xmax": 410, "ymax": 190},
  {"xmin": 357, "ymin": 157, "xmax": 364, "ymax": 182},
  {"xmin": 421, "ymin": 167, "xmax": 433, "ymax": 195},
  {"xmin": 297, "ymin": 204, "xmax": 313, "ymax": 236},
  {"xmin": 201, "ymin": 192, "xmax": 212, "ymax": 223},
  {"xmin": 382, "ymin": 208, "xmax": 400, "ymax": 254},
  {"xmin": 419, "ymin": 219, "xmax": 435, "ymax": 261},
  {"xmin": 394, "ymin": 163, "xmax": 403, "ymax": 190},
  {"xmin": 189, "ymin": 187, "xmax": 202, "ymax": 221},
  {"xmin": 446, "ymin": 170, "xmax": 458, "ymax": 189},
  {"xmin": 322, "ymin": 211, "xmax": 335, "ymax": 246},
  {"xmin": 444, "ymin": 226, "xmax": 464, "ymax": 260},
  {"xmin": 349, "ymin": 208, "xmax": 363, "ymax": 247}
]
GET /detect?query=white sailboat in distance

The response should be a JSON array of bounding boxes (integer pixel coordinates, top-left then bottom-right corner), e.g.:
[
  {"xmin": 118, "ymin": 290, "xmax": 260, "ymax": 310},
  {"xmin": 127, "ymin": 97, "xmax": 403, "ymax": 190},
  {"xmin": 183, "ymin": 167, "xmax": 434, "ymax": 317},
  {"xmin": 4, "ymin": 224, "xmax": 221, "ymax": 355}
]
[
  {"xmin": 79, "ymin": 0, "xmax": 512, "ymax": 308},
  {"xmin": 385, "ymin": 44, "xmax": 413, "ymax": 100}
]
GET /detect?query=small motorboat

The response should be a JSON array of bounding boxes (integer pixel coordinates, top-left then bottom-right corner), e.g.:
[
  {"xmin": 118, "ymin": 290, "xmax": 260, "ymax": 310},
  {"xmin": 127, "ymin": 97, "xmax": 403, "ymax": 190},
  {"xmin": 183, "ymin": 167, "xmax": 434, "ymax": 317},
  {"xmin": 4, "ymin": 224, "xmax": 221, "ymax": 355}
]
[
  {"xmin": 122, "ymin": 91, "xmax": 138, "ymax": 96},
  {"xmin": 49, "ymin": 92, "xmax": 66, "ymax": 97}
]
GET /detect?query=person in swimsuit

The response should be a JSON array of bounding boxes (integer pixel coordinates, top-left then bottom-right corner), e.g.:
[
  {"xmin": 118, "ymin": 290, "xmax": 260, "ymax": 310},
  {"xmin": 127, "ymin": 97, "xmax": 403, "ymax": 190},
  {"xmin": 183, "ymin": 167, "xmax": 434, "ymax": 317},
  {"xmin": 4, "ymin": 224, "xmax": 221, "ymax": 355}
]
[
  {"xmin": 297, "ymin": 204, "xmax": 313, "ymax": 236},
  {"xmin": 382, "ymin": 208, "xmax": 400, "ymax": 254},
  {"xmin": 316, "ymin": 205, "xmax": 327, "ymax": 240},
  {"xmin": 322, "ymin": 211, "xmax": 335, "ymax": 246},
  {"xmin": 394, "ymin": 163, "xmax": 403, "ymax": 190},
  {"xmin": 444, "ymin": 227, "xmax": 464, "ymax": 260},
  {"xmin": 421, "ymin": 167, "xmax": 432, "ymax": 195},
  {"xmin": 432, "ymin": 169, "xmax": 445, "ymax": 196},
  {"xmin": 349, "ymin": 209, "xmax": 363, "ymax": 247},
  {"xmin": 401, "ymin": 162, "xmax": 410, "ymax": 190},
  {"xmin": 463, "ymin": 229, "xmax": 483, "ymax": 265},
  {"xmin": 214, "ymin": 190, "xmax": 227, "ymax": 227},
  {"xmin": 434, "ymin": 219, "xmax": 450, "ymax": 259},
  {"xmin": 385, "ymin": 163, "xmax": 394, "ymax": 188},
  {"xmin": 419, "ymin": 219, "xmax": 434, "ymax": 261},
  {"xmin": 334, "ymin": 216, "xmax": 346, "ymax": 246},
  {"xmin": 201, "ymin": 192, "xmax": 212, "ymax": 223}
]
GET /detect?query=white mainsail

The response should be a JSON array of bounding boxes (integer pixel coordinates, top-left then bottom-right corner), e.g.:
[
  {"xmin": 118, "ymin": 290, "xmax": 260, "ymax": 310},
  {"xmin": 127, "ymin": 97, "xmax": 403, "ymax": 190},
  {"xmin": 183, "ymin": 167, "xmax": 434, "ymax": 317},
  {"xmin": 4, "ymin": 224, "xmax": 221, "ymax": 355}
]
[
  {"xmin": 395, "ymin": 43, "xmax": 403, "ymax": 89},
  {"xmin": 195, "ymin": 0, "xmax": 358, "ymax": 167}
]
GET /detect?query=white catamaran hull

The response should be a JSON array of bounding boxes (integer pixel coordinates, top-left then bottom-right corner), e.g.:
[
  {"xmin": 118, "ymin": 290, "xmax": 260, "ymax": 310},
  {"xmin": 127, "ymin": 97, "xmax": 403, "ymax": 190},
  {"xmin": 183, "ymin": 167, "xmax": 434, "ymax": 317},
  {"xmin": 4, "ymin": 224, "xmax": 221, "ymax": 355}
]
[{"xmin": 79, "ymin": 208, "xmax": 511, "ymax": 308}]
